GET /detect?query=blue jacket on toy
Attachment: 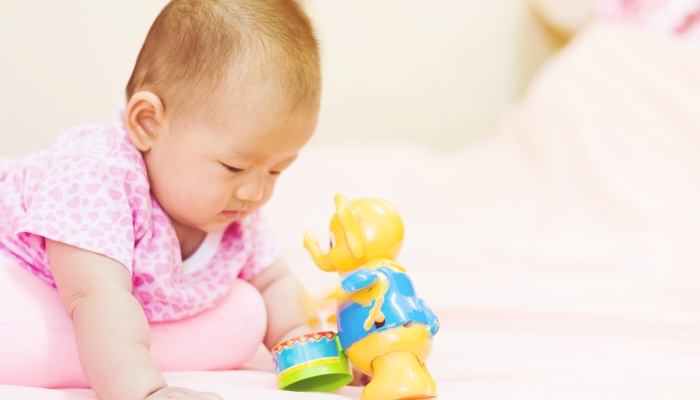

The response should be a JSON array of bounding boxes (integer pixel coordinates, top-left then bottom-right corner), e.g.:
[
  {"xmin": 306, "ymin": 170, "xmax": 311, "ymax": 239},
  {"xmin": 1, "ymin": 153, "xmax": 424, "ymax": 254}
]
[{"xmin": 337, "ymin": 265, "xmax": 439, "ymax": 350}]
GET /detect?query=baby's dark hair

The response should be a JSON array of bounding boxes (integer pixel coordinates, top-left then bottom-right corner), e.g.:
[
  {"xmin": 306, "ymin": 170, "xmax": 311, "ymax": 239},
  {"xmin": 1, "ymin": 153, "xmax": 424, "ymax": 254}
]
[{"xmin": 126, "ymin": 0, "xmax": 320, "ymax": 115}]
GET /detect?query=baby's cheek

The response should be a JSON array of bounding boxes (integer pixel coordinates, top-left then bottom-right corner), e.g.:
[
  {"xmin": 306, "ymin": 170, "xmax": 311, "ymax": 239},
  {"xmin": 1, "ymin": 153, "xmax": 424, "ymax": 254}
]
[
  {"xmin": 175, "ymin": 183, "xmax": 224, "ymax": 219},
  {"xmin": 251, "ymin": 186, "xmax": 275, "ymax": 212},
  {"xmin": 263, "ymin": 179, "xmax": 278, "ymax": 202}
]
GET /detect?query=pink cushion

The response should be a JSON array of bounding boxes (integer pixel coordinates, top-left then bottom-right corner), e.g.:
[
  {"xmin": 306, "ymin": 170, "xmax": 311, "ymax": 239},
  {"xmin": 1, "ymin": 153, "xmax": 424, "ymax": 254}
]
[{"xmin": 0, "ymin": 255, "xmax": 267, "ymax": 388}]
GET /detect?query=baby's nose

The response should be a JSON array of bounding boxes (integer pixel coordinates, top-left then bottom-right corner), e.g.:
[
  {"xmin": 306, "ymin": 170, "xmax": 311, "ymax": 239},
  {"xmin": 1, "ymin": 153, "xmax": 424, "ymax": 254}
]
[{"xmin": 235, "ymin": 175, "xmax": 264, "ymax": 202}]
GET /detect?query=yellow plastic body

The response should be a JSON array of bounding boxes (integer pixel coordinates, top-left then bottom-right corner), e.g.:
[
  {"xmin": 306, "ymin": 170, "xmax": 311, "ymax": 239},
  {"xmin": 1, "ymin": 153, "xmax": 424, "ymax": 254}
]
[
  {"xmin": 304, "ymin": 195, "xmax": 437, "ymax": 400},
  {"xmin": 344, "ymin": 323, "xmax": 433, "ymax": 376}
]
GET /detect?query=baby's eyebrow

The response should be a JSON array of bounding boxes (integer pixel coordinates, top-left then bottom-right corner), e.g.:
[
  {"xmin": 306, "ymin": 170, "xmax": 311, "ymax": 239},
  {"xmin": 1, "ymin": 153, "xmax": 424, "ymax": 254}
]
[
  {"xmin": 220, "ymin": 149, "xmax": 257, "ymax": 162},
  {"xmin": 219, "ymin": 151, "xmax": 298, "ymax": 167},
  {"xmin": 272, "ymin": 155, "xmax": 298, "ymax": 170}
]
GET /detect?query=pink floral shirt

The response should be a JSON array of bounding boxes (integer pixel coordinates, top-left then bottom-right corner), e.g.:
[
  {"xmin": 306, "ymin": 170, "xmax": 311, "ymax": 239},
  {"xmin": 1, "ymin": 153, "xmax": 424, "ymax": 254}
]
[{"xmin": 0, "ymin": 109, "xmax": 280, "ymax": 321}]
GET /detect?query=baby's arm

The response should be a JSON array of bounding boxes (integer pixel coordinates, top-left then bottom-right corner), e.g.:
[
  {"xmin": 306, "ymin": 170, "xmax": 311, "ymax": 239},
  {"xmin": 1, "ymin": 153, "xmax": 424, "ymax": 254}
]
[
  {"xmin": 46, "ymin": 240, "xmax": 219, "ymax": 400},
  {"xmin": 250, "ymin": 258, "xmax": 371, "ymax": 386},
  {"xmin": 249, "ymin": 258, "xmax": 319, "ymax": 348}
]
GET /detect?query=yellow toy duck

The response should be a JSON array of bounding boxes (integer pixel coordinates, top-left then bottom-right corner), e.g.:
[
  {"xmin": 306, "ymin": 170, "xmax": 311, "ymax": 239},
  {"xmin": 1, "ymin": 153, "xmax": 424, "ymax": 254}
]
[{"xmin": 304, "ymin": 194, "xmax": 439, "ymax": 400}]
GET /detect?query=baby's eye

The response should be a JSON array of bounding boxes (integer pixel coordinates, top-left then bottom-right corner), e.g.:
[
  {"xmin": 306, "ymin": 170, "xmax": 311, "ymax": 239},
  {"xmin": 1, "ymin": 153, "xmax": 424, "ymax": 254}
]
[
  {"xmin": 329, "ymin": 231, "xmax": 335, "ymax": 249},
  {"xmin": 221, "ymin": 162, "xmax": 244, "ymax": 173},
  {"xmin": 270, "ymin": 171, "xmax": 282, "ymax": 176}
]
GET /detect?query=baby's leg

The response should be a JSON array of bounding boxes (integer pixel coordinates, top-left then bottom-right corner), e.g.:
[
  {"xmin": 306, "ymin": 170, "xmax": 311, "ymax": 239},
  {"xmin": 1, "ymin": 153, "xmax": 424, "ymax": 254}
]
[{"xmin": 0, "ymin": 255, "xmax": 267, "ymax": 388}]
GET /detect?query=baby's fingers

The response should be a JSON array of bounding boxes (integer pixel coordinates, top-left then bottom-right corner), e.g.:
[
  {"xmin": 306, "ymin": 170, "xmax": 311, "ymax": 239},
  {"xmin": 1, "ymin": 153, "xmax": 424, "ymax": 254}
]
[
  {"xmin": 195, "ymin": 392, "xmax": 222, "ymax": 400},
  {"xmin": 348, "ymin": 367, "xmax": 371, "ymax": 387},
  {"xmin": 146, "ymin": 386, "xmax": 223, "ymax": 399}
]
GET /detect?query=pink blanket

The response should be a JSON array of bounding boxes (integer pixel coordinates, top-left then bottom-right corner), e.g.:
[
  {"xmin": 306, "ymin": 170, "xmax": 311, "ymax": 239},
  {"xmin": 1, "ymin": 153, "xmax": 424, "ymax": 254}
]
[
  {"xmin": 600, "ymin": 0, "xmax": 700, "ymax": 41},
  {"xmin": 2, "ymin": 21, "xmax": 700, "ymax": 399}
]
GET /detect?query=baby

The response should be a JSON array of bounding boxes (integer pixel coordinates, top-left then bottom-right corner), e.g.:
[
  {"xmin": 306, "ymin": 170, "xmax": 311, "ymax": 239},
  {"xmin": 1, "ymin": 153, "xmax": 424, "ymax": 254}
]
[{"xmin": 0, "ymin": 0, "xmax": 327, "ymax": 399}]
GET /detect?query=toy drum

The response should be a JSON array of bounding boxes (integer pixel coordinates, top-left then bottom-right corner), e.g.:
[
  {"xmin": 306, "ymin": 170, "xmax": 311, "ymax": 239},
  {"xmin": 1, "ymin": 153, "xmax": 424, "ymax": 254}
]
[{"xmin": 271, "ymin": 331, "xmax": 353, "ymax": 392}]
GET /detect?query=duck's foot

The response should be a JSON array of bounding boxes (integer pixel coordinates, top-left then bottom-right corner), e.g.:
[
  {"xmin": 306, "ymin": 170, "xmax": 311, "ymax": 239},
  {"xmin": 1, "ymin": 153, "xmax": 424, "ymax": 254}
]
[{"xmin": 361, "ymin": 351, "xmax": 437, "ymax": 400}]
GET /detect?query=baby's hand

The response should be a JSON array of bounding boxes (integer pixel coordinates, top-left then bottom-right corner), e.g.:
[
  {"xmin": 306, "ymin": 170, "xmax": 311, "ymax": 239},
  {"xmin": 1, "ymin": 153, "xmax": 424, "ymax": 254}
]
[
  {"xmin": 348, "ymin": 367, "xmax": 371, "ymax": 387},
  {"xmin": 146, "ymin": 387, "xmax": 222, "ymax": 400}
]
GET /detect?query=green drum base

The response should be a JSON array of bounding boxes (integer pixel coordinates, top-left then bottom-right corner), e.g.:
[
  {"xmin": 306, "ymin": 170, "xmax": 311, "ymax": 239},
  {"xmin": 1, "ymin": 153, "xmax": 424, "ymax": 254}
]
[{"xmin": 278, "ymin": 362, "xmax": 353, "ymax": 392}]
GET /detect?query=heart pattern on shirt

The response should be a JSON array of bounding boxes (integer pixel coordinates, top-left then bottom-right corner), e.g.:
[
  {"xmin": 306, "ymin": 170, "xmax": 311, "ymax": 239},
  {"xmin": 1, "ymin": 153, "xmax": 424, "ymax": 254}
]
[{"xmin": 2, "ymin": 109, "xmax": 281, "ymax": 322}]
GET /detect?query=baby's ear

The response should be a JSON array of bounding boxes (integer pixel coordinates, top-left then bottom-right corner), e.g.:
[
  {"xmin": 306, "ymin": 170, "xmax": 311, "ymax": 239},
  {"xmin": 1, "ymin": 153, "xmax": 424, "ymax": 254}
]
[{"xmin": 124, "ymin": 91, "xmax": 165, "ymax": 152}]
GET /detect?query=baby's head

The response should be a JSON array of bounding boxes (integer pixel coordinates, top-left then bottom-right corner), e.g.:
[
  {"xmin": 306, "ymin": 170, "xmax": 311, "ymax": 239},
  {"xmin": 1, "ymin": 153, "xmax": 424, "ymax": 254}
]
[{"xmin": 123, "ymin": 0, "xmax": 320, "ymax": 234}]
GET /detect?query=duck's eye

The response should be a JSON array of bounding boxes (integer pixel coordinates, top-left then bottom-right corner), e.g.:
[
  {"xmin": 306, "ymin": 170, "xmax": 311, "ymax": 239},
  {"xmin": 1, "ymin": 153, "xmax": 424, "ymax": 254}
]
[{"xmin": 329, "ymin": 231, "xmax": 336, "ymax": 249}]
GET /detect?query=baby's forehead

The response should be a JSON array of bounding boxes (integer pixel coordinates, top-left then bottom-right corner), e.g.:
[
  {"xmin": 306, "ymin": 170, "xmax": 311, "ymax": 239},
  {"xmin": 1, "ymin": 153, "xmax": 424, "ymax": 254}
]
[
  {"xmin": 180, "ymin": 89, "xmax": 317, "ymax": 149},
  {"xmin": 198, "ymin": 73, "xmax": 318, "ymax": 119}
]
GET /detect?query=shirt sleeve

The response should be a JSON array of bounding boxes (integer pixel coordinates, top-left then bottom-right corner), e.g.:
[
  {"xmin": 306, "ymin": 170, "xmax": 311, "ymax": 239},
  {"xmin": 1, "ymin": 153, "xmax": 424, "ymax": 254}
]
[
  {"xmin": 238, "ymin": 211, "xmax": 282, "ymax": 280},
  {"xmin": 16, "ymin": 156, "xmax": 136, "ymax": 273}
]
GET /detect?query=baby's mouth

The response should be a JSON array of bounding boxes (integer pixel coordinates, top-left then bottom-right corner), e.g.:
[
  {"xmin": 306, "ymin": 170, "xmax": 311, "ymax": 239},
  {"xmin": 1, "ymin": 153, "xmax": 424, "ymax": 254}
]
[{"xmin": 222, "ymin": 210, "xmax": 243, "ymax": 219}]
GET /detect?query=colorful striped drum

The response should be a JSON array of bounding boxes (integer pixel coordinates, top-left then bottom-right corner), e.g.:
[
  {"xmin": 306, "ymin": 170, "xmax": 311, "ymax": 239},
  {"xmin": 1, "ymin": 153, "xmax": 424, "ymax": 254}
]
[{"xmin": 271, "ymin": 331, "xmax": 353, "ymax": 392}]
